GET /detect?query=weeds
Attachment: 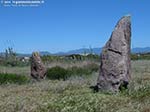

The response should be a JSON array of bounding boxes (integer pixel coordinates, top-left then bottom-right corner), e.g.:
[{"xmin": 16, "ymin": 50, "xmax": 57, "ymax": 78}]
[{"xmin": 0, "ymin": 61, "xmax": 149, "ymax": 112}]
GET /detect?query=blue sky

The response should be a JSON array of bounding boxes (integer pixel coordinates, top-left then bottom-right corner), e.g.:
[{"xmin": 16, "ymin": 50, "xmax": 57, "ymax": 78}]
[{"xmin": 0, "ymin": 0, "xmax": 150, "ymax": 53}]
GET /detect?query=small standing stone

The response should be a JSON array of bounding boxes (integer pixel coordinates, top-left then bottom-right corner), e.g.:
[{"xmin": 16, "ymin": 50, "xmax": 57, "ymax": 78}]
[
  {"xmin": 97, "ymin": 15, "xmax": 131, "ymax": 92},
  {"xmin": 31, "ymin": 52, "xmax": 47, "ymax": 79}
]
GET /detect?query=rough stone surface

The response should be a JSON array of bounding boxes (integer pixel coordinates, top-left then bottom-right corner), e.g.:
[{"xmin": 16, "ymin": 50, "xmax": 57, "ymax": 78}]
[
  {"xmin": 31, "ymin": 52, "xmax": 47, "ymax": 79},
  {"xmin": 97, "ymin": 15, "xmax": 131, "ymax": 92}
]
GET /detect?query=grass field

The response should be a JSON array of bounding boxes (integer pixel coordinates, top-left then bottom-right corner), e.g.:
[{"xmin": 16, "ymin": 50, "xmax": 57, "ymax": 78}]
[{"xmin": 0, "ymin": 60, "xmax": 150, "ymax": 112}]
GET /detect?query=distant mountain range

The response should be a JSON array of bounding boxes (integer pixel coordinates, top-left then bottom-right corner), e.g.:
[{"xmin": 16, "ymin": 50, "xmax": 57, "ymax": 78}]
[
  {"xmin": 54, "ymin": 48, "xmax": 102, "ymax": 56},
  {"xmin": 43, "ymin": 47, "xmax": 150, "ymax": 56},
  {"xmin": 131, "ymin": 47, "xmax": 150, "ymax": 53},
  {"xmin": 54, "ymin": 47, "xmax": 150, "ymax": 55},
  {"xmin": 1, "ymin": 47, "xmax": 150, "ymax": 57}
]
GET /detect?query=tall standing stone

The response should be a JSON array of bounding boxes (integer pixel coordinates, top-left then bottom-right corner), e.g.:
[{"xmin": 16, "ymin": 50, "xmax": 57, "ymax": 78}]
[
  {"xmin": 97, "ymin": 15, "xmax": 131, "ymax": 92},
  {"xmin": 31, "ymin": 52, "xmax": 47, "ymax": 79}
]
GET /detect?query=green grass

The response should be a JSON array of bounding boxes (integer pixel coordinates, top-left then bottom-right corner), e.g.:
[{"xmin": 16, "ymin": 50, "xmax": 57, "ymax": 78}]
[
  {"xmin": 0, "ymin": 66, "xmax": 30, "ymax": 75},
  {"xmin": 0, "ymin": 73, "xmax": 30, "ymax": 84},
  {"xmin": 0, "ymin": 60, "xmax": 150, "ymax": 112}
]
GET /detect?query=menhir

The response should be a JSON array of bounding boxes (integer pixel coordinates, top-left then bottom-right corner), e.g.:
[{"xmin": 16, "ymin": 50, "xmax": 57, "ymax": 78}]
[
  {"xmin": 97, "ymin": 15, "xmax": 131, "ymax": 92},
  {"xmin": 31, "ymin": 52, "xmax": 47, "ymax": 80}
]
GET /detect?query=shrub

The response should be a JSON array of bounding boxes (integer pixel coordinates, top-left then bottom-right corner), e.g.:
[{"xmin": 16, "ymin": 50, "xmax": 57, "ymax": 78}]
[
  {"xmin": 47, "ymin": 65, "xmax": 96, "ymax": 80},
  {"xmin": 0, "ymin": 73, "xmax": 29, "ymax": 84},
  {"xmin": 47, "ymin": 66, "xmax": 69, "ymax": 80},
  {"xmin": 68, "ymin": 66, "xmax": 91, "ymax": 77}
]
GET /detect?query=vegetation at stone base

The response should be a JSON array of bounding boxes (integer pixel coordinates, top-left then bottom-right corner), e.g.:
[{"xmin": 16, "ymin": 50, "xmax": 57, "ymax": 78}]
[
  {"xmin": 0, "ymin": 73, "xmax": 30, "ymax": 84},
  {"xmin": 0, "ymin": 61, "xmax": 149, "ymax": 111},
  {"xmin": 47, "ymin": 63, "xmax": 99, "ymax": 80}
]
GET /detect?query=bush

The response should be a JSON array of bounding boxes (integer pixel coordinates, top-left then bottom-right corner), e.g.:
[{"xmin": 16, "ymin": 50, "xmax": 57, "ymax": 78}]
[
  {"xmin": 0, "ymin": 73, "xmax": 29, "ymax": 84},
  {"xmin": 47, "ymin": 66, "xmax": 69, "ymax": 80},
  {"xmin": 68, "ymin": 66, "xmax": 92, "ymax": 77},
  {"xmin": 47, "ymin": 65, "xmax": 97, "ymax": 80}
]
